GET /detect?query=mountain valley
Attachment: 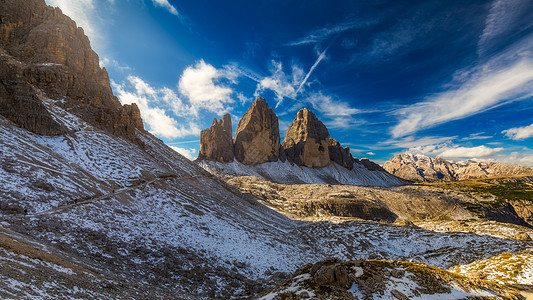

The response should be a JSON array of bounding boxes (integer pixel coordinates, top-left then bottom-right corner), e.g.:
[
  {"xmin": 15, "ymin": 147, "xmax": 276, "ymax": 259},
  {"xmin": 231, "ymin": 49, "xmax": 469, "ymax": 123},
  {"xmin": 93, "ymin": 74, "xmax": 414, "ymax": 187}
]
[{"xmin": 0, "ymin": 0, "xmax": 532, "ymax": 299}]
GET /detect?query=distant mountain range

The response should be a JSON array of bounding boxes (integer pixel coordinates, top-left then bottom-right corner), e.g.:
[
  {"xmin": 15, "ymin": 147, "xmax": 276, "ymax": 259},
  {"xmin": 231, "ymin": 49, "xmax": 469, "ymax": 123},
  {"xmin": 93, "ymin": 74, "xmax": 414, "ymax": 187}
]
[{"xmin": 384, "ymin": 153, "xmax": 533, "ymax": 182}]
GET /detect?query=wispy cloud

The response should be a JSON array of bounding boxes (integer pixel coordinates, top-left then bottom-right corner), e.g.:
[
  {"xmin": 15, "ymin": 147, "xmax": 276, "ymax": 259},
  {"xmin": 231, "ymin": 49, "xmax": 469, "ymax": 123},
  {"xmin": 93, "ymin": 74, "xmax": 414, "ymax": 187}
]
[
  {"xmin": 385, "ymin": 136, "xmax": 456, "ymax": 150},
  {"xmin": 286, "ymin": 17, "xmax": 373, "ymax": 46},
  {"xmin": 112, "ymin": 76, "xmax": 200, "ymax": 139},
  {"xmin": 477, "ymin": 0, "xmax": 531, "ymax": 56},
  {"xmin": 178, "ymin": 60, "xmax": 235, "ymax": 117},
  {"xmin": 368, "ymin": 15, "xmax": 434, "ymax": 59},
  {"xmin": 460, "ymin": 132, "xmax": 493, "ymax": 141},
  {"xmin": 306, "ymin": 92, "xmax": 360, "ymax": 117},
  {"xmin": 502, "ymin": 123, "xmax": 533, "ymax": 140},
  {"xmin": 294, "ymin": 47, "xmax": 329, "ymax": 97},
  {"xmin": 99, "ymin": 57, "xmax": 132, "ymax": 72},
  {"xmin": 391, "ymin": 59, "xmax": 533, "ymax": 138},
  {"xmin": 152, "ymin": 0, "xmax": 179, "ymax": 16}
]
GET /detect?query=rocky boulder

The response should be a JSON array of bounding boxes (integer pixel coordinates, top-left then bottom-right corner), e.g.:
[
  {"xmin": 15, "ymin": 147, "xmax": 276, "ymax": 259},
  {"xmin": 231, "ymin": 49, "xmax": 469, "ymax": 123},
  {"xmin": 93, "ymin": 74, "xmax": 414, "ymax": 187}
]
[
  {"xmin": 328, "ymin": 138, "xmax": 355, "ymax": 169},
  {"xmin": 198, "ymin": 114, "xmax": 234, "ymax": 163},
  {"xmin": 233, "ymin": 97, "xmax": 281, "ymax": 165},
  {"xmin": 283, "ymin": 108, "xmax": 330, "ymax": 168},
  {"xmin": 0, "ymin": 0, "xmax": 144, "ymax": 139}
]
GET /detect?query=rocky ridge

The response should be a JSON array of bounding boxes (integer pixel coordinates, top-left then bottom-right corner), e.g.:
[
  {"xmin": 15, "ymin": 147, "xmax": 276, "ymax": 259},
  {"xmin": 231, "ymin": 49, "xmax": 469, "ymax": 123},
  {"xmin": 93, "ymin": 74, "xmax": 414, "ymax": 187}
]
[
  {"xmin": 198, "ymin": 98, "xmax": 387, "ymax": 177},
  {"xmin": 0, "ymin": 0, "xmax": 143, "ymax": 140},
  {"xmin": 384, "ymin": 153, "xmax": 533, "ymax": 182}
]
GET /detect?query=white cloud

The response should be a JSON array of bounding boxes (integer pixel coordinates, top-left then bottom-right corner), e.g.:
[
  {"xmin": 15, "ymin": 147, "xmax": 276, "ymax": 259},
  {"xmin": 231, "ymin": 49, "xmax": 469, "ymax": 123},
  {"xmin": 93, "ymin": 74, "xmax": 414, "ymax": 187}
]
[
  {"xmin": 399, "ymin": 138, "xmax": 504, "ymax": 161},
  {"xmin": 391, "ymin": 59, "xmax": 533, "ymax": 138},
  {"xmin": 254, "ymin": 60, "xmax": 299, "ymax": 106},
  {"xmin": 437, "ymin": 145, "xmax": 504, "ymax": 158},
  {"xmin": 366, "ymin": 152, "xmax": 376, "ymax": 156},
  {"xmin": 113, "ymin": 76, "xmax": 200, "ymax": 139},
  {"xmin": 170, "ymin": 146, "xmax": 196, "ymax": 160},
  {"xmin": 500, "ymin": 151, "xmax": 533, "ymax": 167},
  {"xmin": 178, "ymin": 60, "xmax": 235, "ymax": 116},
  {"xmin": 502, "ymin": 123, "xmax": 533, "ymax": 140},
  {"xmin": 152, "ymin": 0, "xmax": 179, "ymax": 16}
]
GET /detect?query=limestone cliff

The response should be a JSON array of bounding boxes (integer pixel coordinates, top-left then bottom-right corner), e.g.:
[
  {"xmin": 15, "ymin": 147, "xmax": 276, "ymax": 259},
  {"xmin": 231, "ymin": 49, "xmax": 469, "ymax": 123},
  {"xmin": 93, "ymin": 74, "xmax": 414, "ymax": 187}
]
[
  {"xmin": 283, "ymin": 108, "xmax": 330, "ymax": 168},
  {"xmin": 328, "ymin": 138, "xmax": 355, "ymax": 170},
  {"xmin": 233, "ymin": 97, "xmax": 281, "ymax": 165},
  {"xmin": 198, "ymin": 114, "xmax": 234, "ymax": 163},
  {"xmin": 0, "ymin": 0, "xmax": 144, "ymax": 139}
]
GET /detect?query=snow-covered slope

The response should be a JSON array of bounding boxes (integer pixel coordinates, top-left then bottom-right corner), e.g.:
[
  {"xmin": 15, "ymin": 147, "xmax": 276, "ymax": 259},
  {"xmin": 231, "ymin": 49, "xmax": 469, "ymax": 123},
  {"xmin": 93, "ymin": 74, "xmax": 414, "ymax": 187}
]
[
  {"xmin": 1, "ymin": 98, "xmax": 531, "ymax": 298},
  {"xmin": 199, "ymin": 159, "xmax": 406, "ymax": 187}
]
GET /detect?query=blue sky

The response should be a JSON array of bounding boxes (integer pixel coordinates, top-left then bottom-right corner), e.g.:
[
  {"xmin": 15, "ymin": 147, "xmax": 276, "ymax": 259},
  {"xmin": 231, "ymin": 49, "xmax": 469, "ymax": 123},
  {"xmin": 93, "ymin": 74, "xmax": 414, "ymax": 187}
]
[{"xmin": 45, "ymin": 0, "xmax": 533, "ymax": 166}]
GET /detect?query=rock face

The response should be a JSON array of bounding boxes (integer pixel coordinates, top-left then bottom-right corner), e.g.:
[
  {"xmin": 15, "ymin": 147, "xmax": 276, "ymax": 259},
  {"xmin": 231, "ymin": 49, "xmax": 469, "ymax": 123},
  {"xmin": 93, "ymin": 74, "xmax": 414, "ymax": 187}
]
[
  {"xmin": 384, "ymin": 153, "xmax": 533, "ymax": 182},
  {"xmin": 283, "ymin": 108, "xmax": 330, "ymax": 168},
  {"xmin": 328, "ymin": 138, "xmax": 355, "ymax": 170},
  {"xmin": 0, "ymin": 0, "xmax": 143, "ymax": 139},
  {"xmin": 359, "ymin": 158, "xmax": 386, "ymax": 172},
  {"xmin": 198, "ymin": 114, "xmax": 234, "ymax": 163},
  {"xmin": 197, "ymin": 100, "xmax": 393, "ymax": 176},
  {"xmin": 234, "ymin": 97, "xmax": 281, "ymax": 165}
]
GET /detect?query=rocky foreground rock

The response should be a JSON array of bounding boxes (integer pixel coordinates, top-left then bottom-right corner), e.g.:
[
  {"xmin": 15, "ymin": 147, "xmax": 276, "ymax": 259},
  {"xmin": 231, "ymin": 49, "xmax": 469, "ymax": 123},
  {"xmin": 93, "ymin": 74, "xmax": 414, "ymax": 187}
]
[
  {"xmin": 0, "ymin": 0, "xmax": 143, "ymax": 140},
  {"xmin": 384, "ymin": 153, "xmax": 533, "ymax": 182}
]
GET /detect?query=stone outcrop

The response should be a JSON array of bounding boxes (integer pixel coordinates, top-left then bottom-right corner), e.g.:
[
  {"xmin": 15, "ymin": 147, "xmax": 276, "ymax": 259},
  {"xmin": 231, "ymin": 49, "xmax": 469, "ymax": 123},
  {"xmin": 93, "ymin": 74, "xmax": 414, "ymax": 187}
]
[
  {"xmin": 384, "ymin": 153, "xmax": 533, "ymax": 182},
  {"xmin": 328, "ymin": 138, "xmax": 355, "ymax": 169},
  {"xmin": 283, "ymin": 108, "xmax": 330, "ymax": 168},
  {"xmin": 197, "ymin": 100, "xmax": 393, "ymax": 175},
  {"xmin": 359, "ymin": 158, "xmax": 386, "ymax": 172},
  {"xmin": 198, "ymin": 114, "xmax": 234, "ymax": 163},
  {"xmin": 0, "ymin": 0, "xmax": 144, "ymax": 139},
  {"xmin": 233, "ymin": 97, "xmax": 281, "ymax": 165}
]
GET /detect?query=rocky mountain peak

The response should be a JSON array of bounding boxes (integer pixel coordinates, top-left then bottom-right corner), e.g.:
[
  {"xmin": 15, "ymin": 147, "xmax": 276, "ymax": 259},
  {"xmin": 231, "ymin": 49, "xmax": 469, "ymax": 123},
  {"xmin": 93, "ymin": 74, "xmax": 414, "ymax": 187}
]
[
  {"xmin": 233, "ymin": 97, "xmax": 281, "ymax": 165},
  {"xmin": 384, "ymin": 153, "xmax": 533, "ymax": 182},
  {"xmin": 0, "ymin": 0, "xmax": 144, "ymax": 140},
  {"xmin": 327, "ymin": 138, "xmax": 355, "ymax": 170},
  {"xmin": 283, "ymin": 108, "xmax": 331, "ymax": 167},
  {"xmin": 198, "ymin": 113, "xmax": 234, "ymax": 163},
  {"xmin": 197, "ymin": 100, "xmax": 390, "ymax": 175}
]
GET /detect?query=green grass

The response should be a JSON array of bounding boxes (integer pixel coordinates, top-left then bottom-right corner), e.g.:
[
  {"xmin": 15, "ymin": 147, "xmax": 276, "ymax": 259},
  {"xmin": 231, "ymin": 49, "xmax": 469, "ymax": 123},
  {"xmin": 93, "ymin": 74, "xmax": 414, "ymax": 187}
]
[{"xmin": 425, "ymin": 176, "xmax": 533, "ymax": 203}]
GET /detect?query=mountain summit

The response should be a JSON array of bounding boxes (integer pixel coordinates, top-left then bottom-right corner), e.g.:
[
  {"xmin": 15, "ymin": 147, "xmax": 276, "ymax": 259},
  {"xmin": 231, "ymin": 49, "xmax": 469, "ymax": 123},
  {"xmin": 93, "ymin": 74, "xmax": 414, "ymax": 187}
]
[
  {"xmin": 384, "ymin": 153, "xmax": 533, "ymax": 182},
  {"xmin": 0, "ymin": 0, "xmax": 143, "ymax": 140},
  {"xmin": 197, "ymin": 98, "xmax": 405, "ymax": 187}
]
